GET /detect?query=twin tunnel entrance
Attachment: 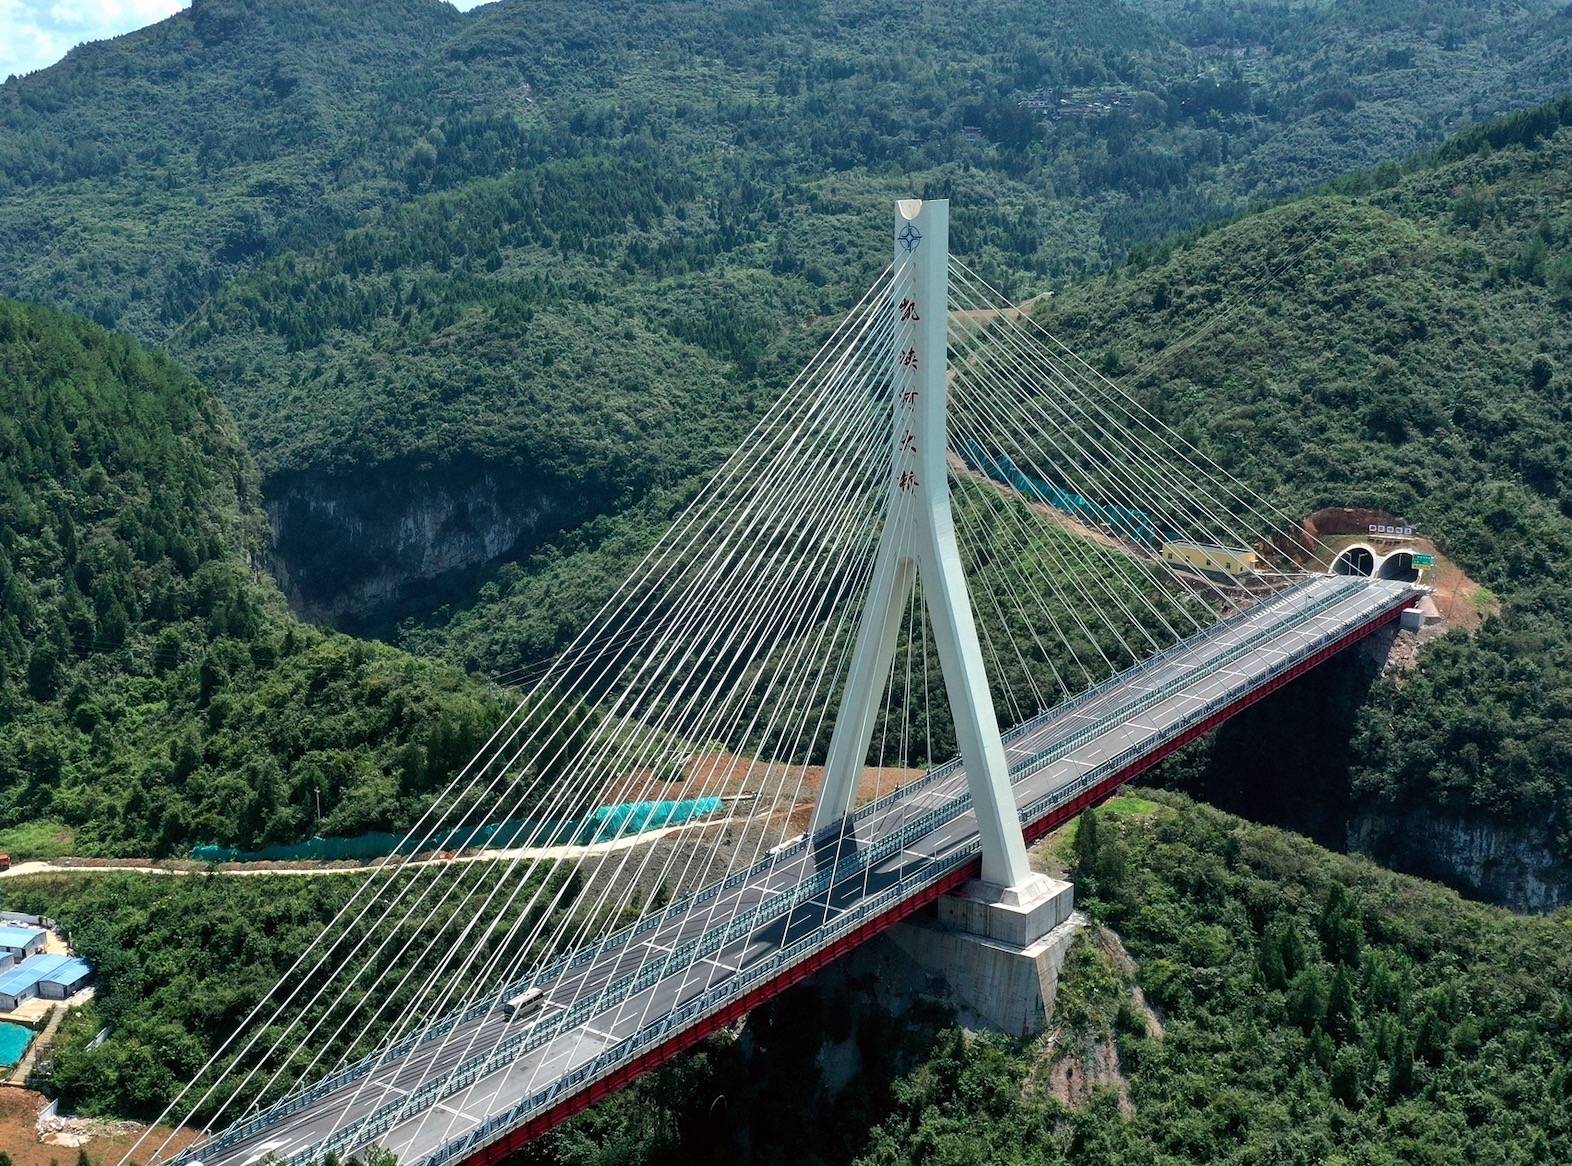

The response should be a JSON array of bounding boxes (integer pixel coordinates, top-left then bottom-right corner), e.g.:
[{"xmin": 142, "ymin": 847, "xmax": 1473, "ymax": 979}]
[{"xmin": 1330, "ymin": 543, "xmax": 1420, "ymax": 583}]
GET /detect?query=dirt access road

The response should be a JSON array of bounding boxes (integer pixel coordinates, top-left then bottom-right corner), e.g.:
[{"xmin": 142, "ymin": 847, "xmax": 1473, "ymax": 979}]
[{"xmin": 0, "ymin": 816, "xmax": 747, "ymax": 882}]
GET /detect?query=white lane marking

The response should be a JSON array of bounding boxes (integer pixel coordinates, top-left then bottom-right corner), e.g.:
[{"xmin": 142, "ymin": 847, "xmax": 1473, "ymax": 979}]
[
  {"xmin": 740, "ymin": 939, "xmax": 774, "ymax": 963},
  {"xmin": 241, "ymin": 1139, "xmax": 291, "ymax": 1166},
  {"xmin": 216, "ymin": 600, "xmax": 1400, "ymax": 1154}
]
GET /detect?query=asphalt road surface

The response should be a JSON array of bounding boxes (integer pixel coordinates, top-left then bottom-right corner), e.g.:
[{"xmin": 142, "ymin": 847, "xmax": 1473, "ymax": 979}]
[{"xmin": 185, "ymin": 575, "xmax": 1415, "ymax": 1166}]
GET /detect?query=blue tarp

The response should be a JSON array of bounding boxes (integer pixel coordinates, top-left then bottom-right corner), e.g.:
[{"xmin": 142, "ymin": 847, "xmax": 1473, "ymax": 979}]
[
  {"xmin": 0, "ymin": 1023, "xmax": 31, "ymax": 1067},
  {"xmin": 959, "ymin": 439, "xmax": 1161, "ymax": 546},
  {"xmin": 580, "ymin": 797, "xmax": 725, "ymax": 843},
  {"xmin": 191, "ymin": 796, "xmax": 726, "ymax": 864}
]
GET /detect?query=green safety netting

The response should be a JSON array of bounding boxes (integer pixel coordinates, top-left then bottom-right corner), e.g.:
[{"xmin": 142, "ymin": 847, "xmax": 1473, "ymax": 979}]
[{"xmin": 190, "ymin": 796, "xmax": 726, "ymax": 864}]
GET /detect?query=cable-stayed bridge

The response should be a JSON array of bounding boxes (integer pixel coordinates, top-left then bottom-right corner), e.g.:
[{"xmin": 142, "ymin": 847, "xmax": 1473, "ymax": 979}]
[{"xmin": 129, "ymin": 202, "xmax": 1421, "ymax": 1166}]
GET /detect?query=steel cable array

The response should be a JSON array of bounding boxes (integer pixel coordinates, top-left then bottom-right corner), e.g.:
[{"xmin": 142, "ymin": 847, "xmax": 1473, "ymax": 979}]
[{"xmin": 137, "ymin": 252, "xmax": 1336, "ymax": 1166}]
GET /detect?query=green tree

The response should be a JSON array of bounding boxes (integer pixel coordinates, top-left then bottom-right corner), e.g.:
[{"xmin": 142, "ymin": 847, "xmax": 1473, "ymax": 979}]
[
  {"xmin": 1073, "ymin": 807, "xmax": 1102, "ymax": 896},
  {"xmin": 1330, "ymin": 1045, "xmax": 1364, "ymax": 1108},
  {"xmin": 1287, "ymin": 966, "xmax": 1329, "ymax": 1034},
  {"xmin": 1327, "ymin": 965, "xmax": 1360, "ymax": 1042},
  {"xmin": 1388, "ymin": 1027, "xmax": 1417, "ymax": 1098}
]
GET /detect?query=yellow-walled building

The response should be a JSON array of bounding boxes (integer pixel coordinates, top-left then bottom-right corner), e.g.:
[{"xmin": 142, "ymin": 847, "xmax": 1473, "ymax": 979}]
[{"xmin": 1160, "ymin": 540, "xmax": 1259, "ymax": 577}]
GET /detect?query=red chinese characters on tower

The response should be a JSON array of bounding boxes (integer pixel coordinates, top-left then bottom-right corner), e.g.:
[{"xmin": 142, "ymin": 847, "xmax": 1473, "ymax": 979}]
[{"xmin": 893, "ymin": 291, "xmax": 920, "ymax": 494}]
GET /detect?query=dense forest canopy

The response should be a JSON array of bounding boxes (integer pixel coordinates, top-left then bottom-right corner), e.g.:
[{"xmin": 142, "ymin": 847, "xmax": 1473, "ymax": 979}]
[
  {"xmin": 6, "ymin": 0, "xmax": 1570, "ymax": 335},
  {"xmin": 0, "ymin": 299, "xmax": 512, "ymax": 856},
  {"xmin": 5, "ymin": 0, "xmax": 1572, "ymax": 624}
]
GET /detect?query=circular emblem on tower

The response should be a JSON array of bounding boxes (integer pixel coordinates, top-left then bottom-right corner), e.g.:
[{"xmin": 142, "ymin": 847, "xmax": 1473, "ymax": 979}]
[{"xmin": 898, "ymin": 223, "xmax": 923, "ymax": 253}]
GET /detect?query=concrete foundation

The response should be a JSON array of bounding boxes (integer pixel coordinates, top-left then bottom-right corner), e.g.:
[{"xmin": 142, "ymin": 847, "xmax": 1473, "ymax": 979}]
[{"xmin": 884, "ymin": 875, "xmax": 1082, "ymax": 1036}]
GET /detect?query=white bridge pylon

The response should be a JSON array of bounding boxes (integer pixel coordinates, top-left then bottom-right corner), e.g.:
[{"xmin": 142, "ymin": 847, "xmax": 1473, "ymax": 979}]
[{"xmin": 811, "ymin": 198, "xmax": 1033, "ymax": 891}]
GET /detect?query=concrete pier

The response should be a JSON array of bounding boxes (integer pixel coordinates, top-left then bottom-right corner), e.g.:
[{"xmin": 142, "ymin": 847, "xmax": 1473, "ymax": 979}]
[{"xmin": 883, "ymin": 874, "xmax": 1082, "ymax": 1036}]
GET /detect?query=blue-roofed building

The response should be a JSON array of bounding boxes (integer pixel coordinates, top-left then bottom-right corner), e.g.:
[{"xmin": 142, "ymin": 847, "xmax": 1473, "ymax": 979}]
[
  {"xmin": 0, "ymin": 924, "xmax": 45, "ymax": 962},
  {"xmin": 0, "ymin": 953, "xmax": 93, "ymax": 1012},
  {"xmin": 38, "ymin": 956, "xmax": 92, "ymax": 999},
  {"xmin": 0, "ymin": 960, "xmax": 43, "ymax": 1012}
]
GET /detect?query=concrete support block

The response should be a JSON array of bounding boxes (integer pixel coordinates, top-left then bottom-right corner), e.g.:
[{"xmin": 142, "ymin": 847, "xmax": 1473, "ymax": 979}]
[
  {"xmin": 884, "ymin": 876, "xmax": 1083, "ymax": 1036},
  {"xmin": 936, "ymin": 874, "xmax": 1074, "ymax": 946}
]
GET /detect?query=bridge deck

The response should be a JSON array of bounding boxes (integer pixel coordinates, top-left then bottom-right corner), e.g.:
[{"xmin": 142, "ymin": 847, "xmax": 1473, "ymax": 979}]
[{"xmin": 187, "ymin": 575, "xmax": 1417, "ymax": 1166}]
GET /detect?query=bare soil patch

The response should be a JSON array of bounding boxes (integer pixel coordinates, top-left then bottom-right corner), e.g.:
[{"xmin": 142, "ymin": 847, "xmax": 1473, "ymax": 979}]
[{"xmin": 0, "ymin": 1089, "xmax": 199, "ymax": 1166}]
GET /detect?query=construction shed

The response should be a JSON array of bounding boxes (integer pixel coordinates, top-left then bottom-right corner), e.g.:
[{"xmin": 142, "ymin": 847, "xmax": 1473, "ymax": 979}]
[
  {"xmin": 0, "ymin": 961, "xmax": 42, "ymax": 1012},
  {"xmin": 0, "ymin": 924, "xmax": 46, "ymax": 962},
  {"xmin": 1159, "ymin": 540, "xmax": 1260, "ymax": 577},
  {"xmin": 37, "ymin": 956, "xmax": 92, "ymax": 1000},
  {"xmin": 0, "ymin": 953, "xmax": 93, "ymax": 1012}
]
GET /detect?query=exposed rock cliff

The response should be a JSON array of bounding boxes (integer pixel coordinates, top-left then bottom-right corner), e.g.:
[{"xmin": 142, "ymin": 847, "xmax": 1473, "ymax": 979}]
[
  {"xmin": 1157, "ymin": 628, "xmax": 1572, "ymax": 914},
  {"xmin": 264, "ymin": 464, "xmax": 576, "ymax": 624},
  {"xmin": 1348, "ymin": 808, "xmax": 1572, "ymax": 914}
]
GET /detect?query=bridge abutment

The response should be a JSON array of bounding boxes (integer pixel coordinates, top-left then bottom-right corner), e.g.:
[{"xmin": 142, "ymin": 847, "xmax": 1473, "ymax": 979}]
[{"xmin": 883, "ymin": 875, "xmax": 1081, "ymax": 1036}]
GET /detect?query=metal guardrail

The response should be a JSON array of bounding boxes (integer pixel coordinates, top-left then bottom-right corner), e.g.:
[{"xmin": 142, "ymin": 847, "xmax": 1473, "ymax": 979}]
[
  {"xmin": 270, "ymin": 791, "xmax": 980, "ymax": 1166},
  {"xmin": 183, "ymin": 577, "xmax": 1407, "ymax": 1166},
  {"xmin": 209, "ymin": 580, "xmax": 1336, "ymax": 1149},
  {"xmin": 414, "ymin": 836, "xmax": 989, "ymax": 1166},
  {"xmin": 1003, "ymin": 579, "xmax": 1363, "ymax": 782},
  {"xmin": 205, "ymin": 588, "xmax": 1334, "ymax": 1155},
  {"xmin": 264, "ymin": 579, "xmax": 1401, "ymax": 1166},
  {"xmin": 403, "ymin": 580, "xmax": 1413, "ymax": 1166}
]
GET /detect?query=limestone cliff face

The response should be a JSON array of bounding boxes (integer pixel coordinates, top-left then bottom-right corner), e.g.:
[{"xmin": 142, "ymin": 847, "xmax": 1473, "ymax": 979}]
[
  {"xmin": 263, "ymin": 464, "xmax": 573, "ymax": 624},
  {"xmin": 1347, "ymin": 808, "xmax": 1572, "ymax": 914}
]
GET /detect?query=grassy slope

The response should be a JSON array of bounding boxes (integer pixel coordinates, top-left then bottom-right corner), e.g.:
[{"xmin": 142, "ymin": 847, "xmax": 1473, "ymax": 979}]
[{"xmin": 0, "ymin": 299, "xmax": 510, "ymax": 857}]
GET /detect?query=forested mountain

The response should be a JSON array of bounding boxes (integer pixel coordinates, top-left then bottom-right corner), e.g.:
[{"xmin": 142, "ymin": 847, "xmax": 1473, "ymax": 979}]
[
  {"xmin": 392, "ymin": 97, "xmax": 1572, "ymax": 908},
  {"xmin": 0, "ymin": 0, "xmax": 465, "ymax": 336},
  {"xmin": 1033, "ymin": 97, "xmax": 1572, "ymax": 901},
  {"xmin": 0, "ymin": 299, "xmax": 511, "ymax": 855},
  {"xmin": 5, "ymin": 0, "xmax": 1572, "ymax": 621},
  {"xmin": 9, "ymin": 0, "xmax": 1572, "ymax": 334}
]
